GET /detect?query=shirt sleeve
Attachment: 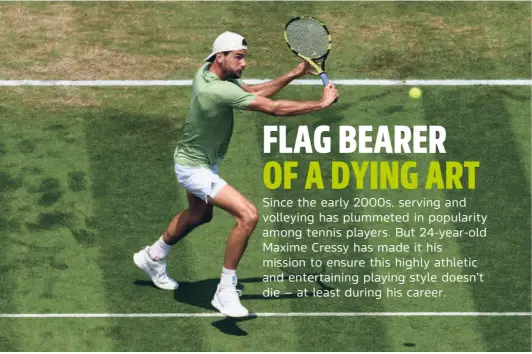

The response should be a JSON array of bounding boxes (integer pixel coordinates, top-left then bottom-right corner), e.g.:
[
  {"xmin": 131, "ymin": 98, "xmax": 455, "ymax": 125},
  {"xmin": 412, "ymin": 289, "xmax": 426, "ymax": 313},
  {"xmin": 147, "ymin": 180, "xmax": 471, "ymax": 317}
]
[{"xmin": 216, "ymin": 81, "xmax": 255, "ymax": 110}]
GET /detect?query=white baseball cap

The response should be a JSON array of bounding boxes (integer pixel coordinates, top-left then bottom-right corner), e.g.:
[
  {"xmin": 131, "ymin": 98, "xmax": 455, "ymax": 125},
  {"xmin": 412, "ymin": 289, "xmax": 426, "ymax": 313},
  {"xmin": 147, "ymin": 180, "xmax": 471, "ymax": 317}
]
[{"xmin": 204, "ymin": 31, "xmax": 248, "ymax": 62}]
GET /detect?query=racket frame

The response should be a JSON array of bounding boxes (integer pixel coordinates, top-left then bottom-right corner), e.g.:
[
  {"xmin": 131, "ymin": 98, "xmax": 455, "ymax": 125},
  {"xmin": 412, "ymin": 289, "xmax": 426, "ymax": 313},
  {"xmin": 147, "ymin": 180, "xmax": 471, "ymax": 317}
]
[{"xmin": 284, "ymin": 16, "xmax": 332, "ymax": 86}]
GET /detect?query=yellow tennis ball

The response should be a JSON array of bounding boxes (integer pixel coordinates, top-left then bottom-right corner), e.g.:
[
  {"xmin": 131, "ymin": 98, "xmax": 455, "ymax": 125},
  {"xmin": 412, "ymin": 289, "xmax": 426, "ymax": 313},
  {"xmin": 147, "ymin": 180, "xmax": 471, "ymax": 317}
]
[{"xmin": 409, "ymin": 87, "xmax": 422, "ymax": 99}]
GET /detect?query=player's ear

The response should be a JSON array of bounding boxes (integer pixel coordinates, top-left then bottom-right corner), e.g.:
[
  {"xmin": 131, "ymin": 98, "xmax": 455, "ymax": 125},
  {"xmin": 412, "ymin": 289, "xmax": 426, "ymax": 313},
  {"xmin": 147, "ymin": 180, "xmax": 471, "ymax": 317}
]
[{"xmin": 215, "ymin": 51, "xmax": 231, "ymax": 64}]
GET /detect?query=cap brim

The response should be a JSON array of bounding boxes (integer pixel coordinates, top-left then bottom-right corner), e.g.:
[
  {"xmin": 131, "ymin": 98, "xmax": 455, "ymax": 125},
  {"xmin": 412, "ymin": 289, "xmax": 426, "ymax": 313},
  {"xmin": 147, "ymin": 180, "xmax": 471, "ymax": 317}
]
[{"xmin": 204, "ymin": 53, "xmax": 216, "ymax": 62}]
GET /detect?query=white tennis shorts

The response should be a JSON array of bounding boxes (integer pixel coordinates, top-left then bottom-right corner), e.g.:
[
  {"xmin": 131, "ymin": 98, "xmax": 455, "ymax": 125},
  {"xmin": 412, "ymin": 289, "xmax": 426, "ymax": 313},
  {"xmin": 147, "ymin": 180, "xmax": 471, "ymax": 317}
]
[{"xmin": 174, "ymin": 163, "xmax": 227, "ymax": 203}]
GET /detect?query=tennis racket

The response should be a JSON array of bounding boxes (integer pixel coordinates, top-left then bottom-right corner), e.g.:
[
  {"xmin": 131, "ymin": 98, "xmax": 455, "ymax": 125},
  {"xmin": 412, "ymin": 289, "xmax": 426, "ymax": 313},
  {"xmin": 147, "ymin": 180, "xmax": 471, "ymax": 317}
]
[{"xmin": 284, "ymin": 16, "xmax": 333, "ymax": 86}]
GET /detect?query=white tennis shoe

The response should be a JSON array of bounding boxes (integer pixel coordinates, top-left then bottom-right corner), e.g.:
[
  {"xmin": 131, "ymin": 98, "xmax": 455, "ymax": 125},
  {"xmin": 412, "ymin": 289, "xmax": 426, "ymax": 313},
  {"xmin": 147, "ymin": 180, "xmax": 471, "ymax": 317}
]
[
  {"xmin": 211, "ymin": 286, "xmax": 249, "ymax": 317},
  {"xmin": 133, "ymin": 246, "xmax": 179, "ymax": 290}
]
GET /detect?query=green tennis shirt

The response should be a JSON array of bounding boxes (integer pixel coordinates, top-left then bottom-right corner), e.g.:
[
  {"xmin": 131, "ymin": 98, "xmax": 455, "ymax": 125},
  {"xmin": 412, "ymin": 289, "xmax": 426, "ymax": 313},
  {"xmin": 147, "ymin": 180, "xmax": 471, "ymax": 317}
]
[{"xmin": 174, "ymin": 63, "xmax": 255, "ymax": 167}]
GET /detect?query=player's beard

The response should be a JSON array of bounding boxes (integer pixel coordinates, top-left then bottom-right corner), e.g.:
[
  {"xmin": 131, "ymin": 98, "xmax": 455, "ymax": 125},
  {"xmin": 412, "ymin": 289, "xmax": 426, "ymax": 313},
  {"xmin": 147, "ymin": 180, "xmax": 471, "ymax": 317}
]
[
  {"xmin": 227, "ymin": 69, "xmax": 242, "ymax": 79},
  {"xmin": 223, "ymin": 63, "xmax": 243, "ymax": 79}
]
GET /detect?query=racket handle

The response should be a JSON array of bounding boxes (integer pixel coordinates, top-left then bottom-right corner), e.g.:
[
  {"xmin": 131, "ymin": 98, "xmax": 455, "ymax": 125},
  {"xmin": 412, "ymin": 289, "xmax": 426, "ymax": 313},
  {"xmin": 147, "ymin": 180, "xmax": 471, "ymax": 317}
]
[
  {"xmin": 319, "ymin": 72, "xmax": 330, "ymax": 86},
  {"xmin": 320, "ymin": 72, "xmax": 339, "ymax": 103}
]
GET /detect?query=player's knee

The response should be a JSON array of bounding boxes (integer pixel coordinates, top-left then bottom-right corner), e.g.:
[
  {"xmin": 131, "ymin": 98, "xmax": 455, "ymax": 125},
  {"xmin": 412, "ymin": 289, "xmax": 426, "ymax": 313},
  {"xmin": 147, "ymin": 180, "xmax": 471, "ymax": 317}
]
[
  {"xmin": 248, "ymin": 205, "xmax": 259, "ymax": 225},
  {"xmin": 237, "ymin": 205, "xmax": 258, "ymax": 233}
]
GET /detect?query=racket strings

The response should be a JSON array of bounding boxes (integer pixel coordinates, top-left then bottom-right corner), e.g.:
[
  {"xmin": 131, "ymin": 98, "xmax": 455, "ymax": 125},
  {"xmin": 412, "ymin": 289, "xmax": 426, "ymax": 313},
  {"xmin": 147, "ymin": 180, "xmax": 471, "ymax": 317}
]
[{"xmin": 286, "ymin": 18, "xmax": 329, "ymax": 59}]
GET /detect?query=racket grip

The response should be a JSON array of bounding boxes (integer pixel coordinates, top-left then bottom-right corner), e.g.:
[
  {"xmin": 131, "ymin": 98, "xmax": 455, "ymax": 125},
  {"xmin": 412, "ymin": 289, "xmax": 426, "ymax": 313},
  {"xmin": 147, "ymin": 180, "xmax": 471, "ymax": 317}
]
[
  {"xmin": 320, "ymin": 72, "xmax": 339, "ymax": 103},
  {"xmin": 319, "ymin": 72, "xmax": 329, "ymax": 86}
]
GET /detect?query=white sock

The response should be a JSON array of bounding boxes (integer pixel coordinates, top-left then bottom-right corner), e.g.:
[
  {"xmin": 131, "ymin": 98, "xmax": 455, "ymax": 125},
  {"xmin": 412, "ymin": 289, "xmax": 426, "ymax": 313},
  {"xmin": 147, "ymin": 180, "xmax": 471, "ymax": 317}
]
[
  {"xmin": 219, "ymin": 267, "xmax": 237, "ymax": 288},
  {"xmin": 148, "ymin": 236, "xmax": 173, "ymax": 261}
]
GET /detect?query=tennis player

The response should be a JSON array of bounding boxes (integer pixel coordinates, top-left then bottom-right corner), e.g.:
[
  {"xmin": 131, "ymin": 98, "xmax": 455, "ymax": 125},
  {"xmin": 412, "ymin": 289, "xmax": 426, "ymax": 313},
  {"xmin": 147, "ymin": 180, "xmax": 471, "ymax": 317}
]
[{"xmin": 134, "ymin": 31, "xmax": 338, "ymax": 317}]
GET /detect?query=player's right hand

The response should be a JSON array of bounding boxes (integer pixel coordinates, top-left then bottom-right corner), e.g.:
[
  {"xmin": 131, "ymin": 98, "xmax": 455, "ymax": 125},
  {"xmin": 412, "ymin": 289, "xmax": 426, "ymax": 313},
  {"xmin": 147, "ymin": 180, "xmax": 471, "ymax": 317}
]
[{"xmin": 321, "ymin": 83, "xmax": 339, "ymax": 107}]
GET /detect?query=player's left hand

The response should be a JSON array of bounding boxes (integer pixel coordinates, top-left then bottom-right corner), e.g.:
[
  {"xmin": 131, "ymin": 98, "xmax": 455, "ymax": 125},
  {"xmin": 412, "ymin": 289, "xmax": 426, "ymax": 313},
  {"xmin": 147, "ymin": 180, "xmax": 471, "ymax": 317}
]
[{"xmin": 293, "ymin": 61, "xmax": 318, "ymax": 77}]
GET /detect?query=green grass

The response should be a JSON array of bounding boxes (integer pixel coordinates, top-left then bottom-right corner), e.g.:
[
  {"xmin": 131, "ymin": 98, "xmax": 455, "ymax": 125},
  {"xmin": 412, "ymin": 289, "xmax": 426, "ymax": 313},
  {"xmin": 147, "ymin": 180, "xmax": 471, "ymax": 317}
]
[
  {"xmin": 0, "ymin": 1, "xmax": 531, "ymax": 352},
  {"xmin": 0, "ymin": 1, "xmax": 529, "ymax": 79},
  {"xmin": 0, "ymin": 85, "xmax": 530, "ymax": 351}
]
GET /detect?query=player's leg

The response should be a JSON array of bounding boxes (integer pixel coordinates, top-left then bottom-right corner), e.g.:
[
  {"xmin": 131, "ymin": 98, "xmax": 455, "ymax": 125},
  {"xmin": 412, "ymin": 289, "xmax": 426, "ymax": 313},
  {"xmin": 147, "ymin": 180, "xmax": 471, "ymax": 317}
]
[
  {"xmin": 143, "ymin": 190, "xmax": 213, "ymax": 260},
  {"xmin": 208, "ymin": 184, "xmax": 259, "ymax": 317},
  {"xmin": 134, "ymin": 164, "xmax": 217, "ymax": 290},
  {"xmin": 209, "ymin": 184, "xmax": 258, "ymax": 269},
  {"xmin": 162, "ymin": 191, "xmax": 214, "ymax": 245}
]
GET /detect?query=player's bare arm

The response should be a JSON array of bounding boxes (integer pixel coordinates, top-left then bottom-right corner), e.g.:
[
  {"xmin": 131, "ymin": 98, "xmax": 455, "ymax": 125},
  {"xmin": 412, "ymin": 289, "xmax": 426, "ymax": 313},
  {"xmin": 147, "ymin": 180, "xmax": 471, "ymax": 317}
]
[
  {"xmin": 246, "ymin": 82, "xmax": 338, "ymax": 116},
  {"xmin": 241, "ymin": 61, "xmax": 315, "ymax": 98}
]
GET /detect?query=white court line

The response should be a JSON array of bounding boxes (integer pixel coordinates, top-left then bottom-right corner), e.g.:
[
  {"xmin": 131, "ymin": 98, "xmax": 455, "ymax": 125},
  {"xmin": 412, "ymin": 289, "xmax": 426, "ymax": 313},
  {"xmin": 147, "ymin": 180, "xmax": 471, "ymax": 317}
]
[
  {"xmin": 0, "ymin": 79, "xmax": 530, "ymax": 86},
  {"xmin": 0, "ymin": 312, "xmax": 530, "ymax": 318}
]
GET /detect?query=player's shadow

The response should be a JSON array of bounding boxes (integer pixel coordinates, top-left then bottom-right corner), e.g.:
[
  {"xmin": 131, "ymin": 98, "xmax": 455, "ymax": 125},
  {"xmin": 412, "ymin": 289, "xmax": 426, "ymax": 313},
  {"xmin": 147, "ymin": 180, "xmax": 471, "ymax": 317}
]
[
  {"xmin": 135, "ymin": 277, "xmax": 257, "ymax": 336},
  {"xmin": 171, "ymin": 277, "xmax": 298, "ymax": 312},
  {"xmin": 135, "ymin": 274, "xmax": 334, "ymax": 336},
  {"xmin": 174, "ymin": 277, "xmax": 263, "ymax": 336},
  {"xmin": 170, "ymin": 276, "xmax": 335, "ymax": 311},
  {"xmin": 210, "ymin": 315, "xmax": 257, "ymax": 336},
  {"xmin": 136, "ymin": 275, "xmax": 334, "ymax": 336}
]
